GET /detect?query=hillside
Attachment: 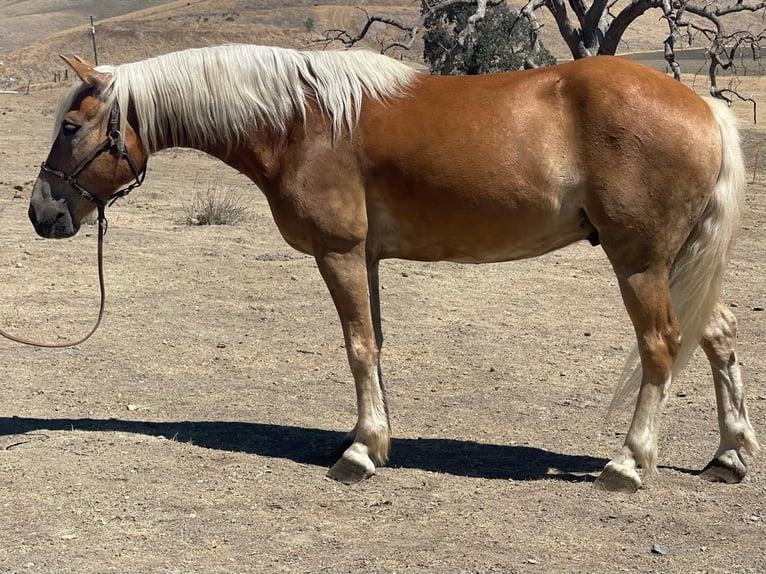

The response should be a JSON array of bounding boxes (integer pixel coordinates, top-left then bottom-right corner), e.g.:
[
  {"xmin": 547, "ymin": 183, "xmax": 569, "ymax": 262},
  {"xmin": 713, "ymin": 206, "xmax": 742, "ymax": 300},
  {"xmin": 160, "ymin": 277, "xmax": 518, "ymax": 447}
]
[
  {"xmin": 1, "ymin": 0, "xmax": 763, "ymax": 92},
  {"xmin": 0, "ymin": 0, "xmax": 359, "ymax": 90}
]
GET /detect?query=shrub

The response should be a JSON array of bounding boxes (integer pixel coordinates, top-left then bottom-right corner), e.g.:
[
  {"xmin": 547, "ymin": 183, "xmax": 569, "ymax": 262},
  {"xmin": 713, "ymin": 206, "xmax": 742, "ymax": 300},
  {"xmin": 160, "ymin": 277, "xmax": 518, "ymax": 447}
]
[{"xmin": 183, "ymin": 184, "xmax": 250, "ymax": 226}]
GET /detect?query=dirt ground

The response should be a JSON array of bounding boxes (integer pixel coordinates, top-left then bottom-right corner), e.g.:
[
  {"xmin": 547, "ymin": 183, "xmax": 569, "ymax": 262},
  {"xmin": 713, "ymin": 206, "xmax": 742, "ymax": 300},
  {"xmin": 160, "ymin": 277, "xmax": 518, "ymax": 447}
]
[{"xmin": 0, "ymin": 79, "xmax": 764, "ymax": 574}]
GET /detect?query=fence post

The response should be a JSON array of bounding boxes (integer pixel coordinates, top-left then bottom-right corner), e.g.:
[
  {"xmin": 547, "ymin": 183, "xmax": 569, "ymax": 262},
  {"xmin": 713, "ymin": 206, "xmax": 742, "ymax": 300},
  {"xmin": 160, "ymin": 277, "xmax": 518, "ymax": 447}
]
[{"xmin": 90, "ymin": 16, "xmax": 98, "ymax": 65}]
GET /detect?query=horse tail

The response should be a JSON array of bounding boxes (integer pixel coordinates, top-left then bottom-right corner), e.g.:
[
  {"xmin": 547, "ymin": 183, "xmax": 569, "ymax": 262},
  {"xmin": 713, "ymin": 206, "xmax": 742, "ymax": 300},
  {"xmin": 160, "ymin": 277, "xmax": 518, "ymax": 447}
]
[{"xmin": 609, "ymin": 98, "xmax": 746, "ymax": 413}]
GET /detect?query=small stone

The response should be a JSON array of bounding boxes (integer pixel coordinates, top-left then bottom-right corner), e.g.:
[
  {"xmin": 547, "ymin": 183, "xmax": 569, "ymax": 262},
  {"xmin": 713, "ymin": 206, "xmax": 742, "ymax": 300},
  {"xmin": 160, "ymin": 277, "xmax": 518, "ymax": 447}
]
[
  {"xmin": 127, "ymin": 404, "xmax": 138, "ymax": 411},
  {"xmin": 651, "ymin": 543, "xmax": 669, "ymax": 556}
]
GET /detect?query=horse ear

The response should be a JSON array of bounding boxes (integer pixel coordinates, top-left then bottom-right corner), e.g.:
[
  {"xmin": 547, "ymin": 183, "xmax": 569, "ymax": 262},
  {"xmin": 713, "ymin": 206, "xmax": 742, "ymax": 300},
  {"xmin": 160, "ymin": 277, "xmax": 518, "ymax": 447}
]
[{"xmin": 59, "ymin": 54, "xmax": 110, "ymax": 88}]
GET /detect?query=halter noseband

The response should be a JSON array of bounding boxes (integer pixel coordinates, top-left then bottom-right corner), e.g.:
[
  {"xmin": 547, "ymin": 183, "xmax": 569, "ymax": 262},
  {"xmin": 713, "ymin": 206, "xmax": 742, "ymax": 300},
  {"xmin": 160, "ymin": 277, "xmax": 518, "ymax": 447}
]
[{"xmin": 40, "ymin": 101, "xmax": 146, "ymax": 208}]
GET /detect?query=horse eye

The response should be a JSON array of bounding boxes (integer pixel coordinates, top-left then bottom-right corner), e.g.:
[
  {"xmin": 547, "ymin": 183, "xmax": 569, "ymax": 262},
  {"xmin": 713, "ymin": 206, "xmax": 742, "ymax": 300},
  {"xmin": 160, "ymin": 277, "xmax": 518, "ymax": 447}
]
[{"xmin": 61, "ymin": 120, "xmax": 80, "ymax": 136}]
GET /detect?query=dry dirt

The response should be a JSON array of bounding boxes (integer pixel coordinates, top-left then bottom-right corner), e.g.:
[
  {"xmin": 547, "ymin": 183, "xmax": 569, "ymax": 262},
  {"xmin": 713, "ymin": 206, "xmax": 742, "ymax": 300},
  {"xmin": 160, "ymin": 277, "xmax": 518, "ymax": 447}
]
[{"xmin": 0, "ymin": 77, "xmax": 764, "ymax": 574}]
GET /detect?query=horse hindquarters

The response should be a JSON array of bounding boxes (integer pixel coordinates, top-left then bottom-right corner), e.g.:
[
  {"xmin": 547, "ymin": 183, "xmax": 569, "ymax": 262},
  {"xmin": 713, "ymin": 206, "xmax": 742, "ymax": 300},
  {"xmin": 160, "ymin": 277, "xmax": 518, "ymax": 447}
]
[{"xmin": 594, "ymin": 98, "xmax": 748, "ymax": 492}]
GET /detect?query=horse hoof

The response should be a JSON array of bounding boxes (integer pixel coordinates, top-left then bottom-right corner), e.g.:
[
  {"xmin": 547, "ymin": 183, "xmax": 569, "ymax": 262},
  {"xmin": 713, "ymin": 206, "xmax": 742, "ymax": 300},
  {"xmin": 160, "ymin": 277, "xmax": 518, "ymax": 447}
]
[
  {"xmin": 326, "ymin": 443, "xmax": 376, "ymax": 485},
  {"xmin": 700, "ymin": 451, "xmax": 747, "ymax": 484},
  {"xmin": 594, "ymin": 461, "xmax": 641, "ymax": 493}
]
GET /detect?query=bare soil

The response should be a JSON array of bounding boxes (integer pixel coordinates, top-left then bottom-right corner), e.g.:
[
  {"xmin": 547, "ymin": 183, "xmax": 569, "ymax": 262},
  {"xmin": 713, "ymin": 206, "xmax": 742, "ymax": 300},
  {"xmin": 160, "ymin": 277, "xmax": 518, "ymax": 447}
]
[{"xmin": 0, "ymin": 79, "xmax": 764, "ymax": 574}]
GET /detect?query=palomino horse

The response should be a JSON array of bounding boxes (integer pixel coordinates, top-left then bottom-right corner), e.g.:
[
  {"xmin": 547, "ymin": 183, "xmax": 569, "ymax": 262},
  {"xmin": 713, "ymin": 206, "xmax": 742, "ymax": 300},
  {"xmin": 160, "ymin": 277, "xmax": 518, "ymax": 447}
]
[{"xmin": 28, "ymin": 45, "xmax": 759, "ymax": 492}]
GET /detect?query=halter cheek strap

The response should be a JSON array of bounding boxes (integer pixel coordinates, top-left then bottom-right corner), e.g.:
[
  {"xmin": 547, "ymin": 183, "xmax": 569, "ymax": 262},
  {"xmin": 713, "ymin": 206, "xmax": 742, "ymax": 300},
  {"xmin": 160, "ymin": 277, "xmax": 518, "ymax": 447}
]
[{"xmin": 39, "ymin": 101, "xmax": 147, "ymax": 208}]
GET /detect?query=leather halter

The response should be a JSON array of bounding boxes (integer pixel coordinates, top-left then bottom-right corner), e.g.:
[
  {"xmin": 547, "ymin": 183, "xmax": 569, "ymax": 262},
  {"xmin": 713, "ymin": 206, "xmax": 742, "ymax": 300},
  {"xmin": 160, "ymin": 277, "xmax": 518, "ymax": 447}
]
[
  {"xmin": 0, "ymin": 101, "xmax": 145, "ymax": 349},
  {"xmin": 39, "ymin": 100, "xmax": 146, "ymax": 208}
]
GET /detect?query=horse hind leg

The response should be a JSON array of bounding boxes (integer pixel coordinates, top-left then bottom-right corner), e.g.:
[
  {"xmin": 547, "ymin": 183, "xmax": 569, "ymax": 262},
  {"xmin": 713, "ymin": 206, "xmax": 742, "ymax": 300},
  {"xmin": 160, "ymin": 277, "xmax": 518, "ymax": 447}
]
[
  {"xmin": 699, "ymin": 298, "xmax": 760, "ymax": 483},
  {"xmin": 595, "ymin": 269, "xmax": 679, "ymax": 493}
]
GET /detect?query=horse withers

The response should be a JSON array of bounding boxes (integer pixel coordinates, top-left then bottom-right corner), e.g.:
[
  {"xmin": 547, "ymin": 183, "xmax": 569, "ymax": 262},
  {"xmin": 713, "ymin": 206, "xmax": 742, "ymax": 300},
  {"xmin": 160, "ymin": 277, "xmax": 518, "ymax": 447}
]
[{"xmin": 28, "ymin": 45, "xmax": 759, "ymax": 491}]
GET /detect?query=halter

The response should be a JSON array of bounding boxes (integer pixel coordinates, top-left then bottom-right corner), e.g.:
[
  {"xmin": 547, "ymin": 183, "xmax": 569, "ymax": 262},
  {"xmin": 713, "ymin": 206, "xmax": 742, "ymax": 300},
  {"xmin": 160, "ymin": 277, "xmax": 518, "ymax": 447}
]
[
  {"xmin": 39, "ymin": 100, "xmax": 146, "ymax": 208},
  {"xmin": 0, "ymin": 101, "xmax": 146, "ymax": 349}
]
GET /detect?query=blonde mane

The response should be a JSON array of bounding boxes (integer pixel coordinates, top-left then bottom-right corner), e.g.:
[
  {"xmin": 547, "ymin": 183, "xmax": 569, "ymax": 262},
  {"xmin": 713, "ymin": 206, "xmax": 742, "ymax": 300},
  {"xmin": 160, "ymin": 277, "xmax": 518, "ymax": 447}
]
[{"xmin": 55, "ymin": 44, "xmax": 418, "ymax": 152}]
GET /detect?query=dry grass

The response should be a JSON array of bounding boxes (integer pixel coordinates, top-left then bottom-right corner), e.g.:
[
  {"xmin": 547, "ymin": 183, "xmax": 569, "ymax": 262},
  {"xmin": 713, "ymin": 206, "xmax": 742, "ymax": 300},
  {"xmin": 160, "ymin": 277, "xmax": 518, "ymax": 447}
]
[{"xmin": 182, "ymin": 183, "xmax": 251, "ymax": 226}]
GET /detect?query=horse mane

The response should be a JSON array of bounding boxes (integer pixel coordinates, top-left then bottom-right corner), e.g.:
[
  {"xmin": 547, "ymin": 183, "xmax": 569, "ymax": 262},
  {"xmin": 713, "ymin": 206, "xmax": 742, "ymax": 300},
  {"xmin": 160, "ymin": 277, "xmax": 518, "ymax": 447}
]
[{"xmin": 56, "ymin": 45, "xmax": 418, "ymax": 152}]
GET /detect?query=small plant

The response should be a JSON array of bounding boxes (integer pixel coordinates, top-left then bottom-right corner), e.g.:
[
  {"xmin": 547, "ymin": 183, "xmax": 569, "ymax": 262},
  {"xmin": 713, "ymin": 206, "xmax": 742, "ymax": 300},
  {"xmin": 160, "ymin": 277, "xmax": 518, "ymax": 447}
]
[
  {"xmin": 183, "ymin": 184, "xmax": 250, "ymax": 226},
  {"xmin": 303, "ymin": 17, "xmax": 316, "ymax": 33}
]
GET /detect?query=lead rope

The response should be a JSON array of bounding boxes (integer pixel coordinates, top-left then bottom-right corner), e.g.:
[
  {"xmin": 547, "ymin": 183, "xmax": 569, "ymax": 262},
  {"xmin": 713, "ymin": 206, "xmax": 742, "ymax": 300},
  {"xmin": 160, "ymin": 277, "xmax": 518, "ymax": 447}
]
[{"xmin": 0, "ymin": 204, "xmax": 107, "ymax": 348}]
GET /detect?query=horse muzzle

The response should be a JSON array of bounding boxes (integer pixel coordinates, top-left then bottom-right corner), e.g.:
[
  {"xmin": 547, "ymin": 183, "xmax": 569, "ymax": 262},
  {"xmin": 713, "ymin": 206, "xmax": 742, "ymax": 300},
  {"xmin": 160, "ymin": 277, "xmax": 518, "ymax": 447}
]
[{"xmin": 28, "ymin": 177, "xmax": 80, "ymax": 239}]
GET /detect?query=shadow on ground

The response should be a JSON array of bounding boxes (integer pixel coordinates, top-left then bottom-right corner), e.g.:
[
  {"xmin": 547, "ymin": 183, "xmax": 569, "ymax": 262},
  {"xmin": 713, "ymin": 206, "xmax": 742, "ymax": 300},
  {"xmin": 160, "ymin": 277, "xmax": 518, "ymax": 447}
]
[{"xmin": 0, "ymin": 416, "xmax": 607, "ymax": 482}]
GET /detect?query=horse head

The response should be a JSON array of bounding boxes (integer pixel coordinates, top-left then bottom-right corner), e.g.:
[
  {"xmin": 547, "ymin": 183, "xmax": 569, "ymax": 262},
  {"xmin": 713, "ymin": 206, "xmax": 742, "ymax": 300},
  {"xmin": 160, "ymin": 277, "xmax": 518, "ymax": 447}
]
[{"xmin": 29, "ymin": 56, "xmax": 147, "ymax": 238}]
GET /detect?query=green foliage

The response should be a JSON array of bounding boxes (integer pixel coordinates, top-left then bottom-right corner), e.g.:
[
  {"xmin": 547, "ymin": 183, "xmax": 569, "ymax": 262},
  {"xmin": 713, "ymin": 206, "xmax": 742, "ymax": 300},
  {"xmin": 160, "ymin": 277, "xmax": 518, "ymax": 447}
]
[
  {"xmin": 422, "ymin": 2, "xmax": 556, "ymax": 75},
  {"xmin": 303, "ymin": 16, "xmax": 316, "ymax": 33}
]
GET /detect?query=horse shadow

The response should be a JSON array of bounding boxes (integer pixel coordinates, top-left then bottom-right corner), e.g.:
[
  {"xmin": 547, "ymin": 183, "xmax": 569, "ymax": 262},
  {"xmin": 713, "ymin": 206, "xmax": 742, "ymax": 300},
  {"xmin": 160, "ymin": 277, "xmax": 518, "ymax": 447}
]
[{"xmin": 0, "ymin": 416, "xmax": 607, "ymax": 482}]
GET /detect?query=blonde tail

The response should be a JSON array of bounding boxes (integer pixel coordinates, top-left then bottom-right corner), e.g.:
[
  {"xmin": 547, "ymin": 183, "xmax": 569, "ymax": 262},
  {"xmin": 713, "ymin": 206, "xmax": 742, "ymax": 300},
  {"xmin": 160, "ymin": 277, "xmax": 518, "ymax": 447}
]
[{"xmin": 609, "ymin": 98, "xmax": 746, "ymax": 413}]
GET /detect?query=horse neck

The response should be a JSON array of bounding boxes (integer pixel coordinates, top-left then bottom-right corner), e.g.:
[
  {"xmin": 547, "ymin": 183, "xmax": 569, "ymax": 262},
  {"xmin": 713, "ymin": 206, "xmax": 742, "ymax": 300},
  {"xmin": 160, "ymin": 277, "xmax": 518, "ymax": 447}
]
[
  {"xmin": 193, "ymin": 125, "xmax": 292, "ymax": 196},
  {"xmin": 132, "ymin": 98, "xmax": 289, "ymax": 190}
]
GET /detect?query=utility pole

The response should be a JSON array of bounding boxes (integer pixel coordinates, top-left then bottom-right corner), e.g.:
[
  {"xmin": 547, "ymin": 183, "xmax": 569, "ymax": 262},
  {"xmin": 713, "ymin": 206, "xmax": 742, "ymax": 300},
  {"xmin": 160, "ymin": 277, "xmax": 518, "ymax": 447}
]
[{"xmin": 90, "ymin": 16, "xmax": 98, "ymax": 65}]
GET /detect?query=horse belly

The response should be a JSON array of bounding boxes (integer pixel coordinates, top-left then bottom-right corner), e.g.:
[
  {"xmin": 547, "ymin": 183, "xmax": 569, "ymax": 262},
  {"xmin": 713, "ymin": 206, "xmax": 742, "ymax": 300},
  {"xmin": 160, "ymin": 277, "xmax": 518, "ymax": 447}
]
[{"xmin": 366, "ymin": 179, "xmax": 592, "ymax": 263}]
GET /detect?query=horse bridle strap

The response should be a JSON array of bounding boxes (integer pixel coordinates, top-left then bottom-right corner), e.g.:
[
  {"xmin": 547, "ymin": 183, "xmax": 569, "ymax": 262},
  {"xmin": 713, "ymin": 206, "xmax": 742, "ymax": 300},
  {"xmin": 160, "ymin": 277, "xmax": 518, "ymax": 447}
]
[
  {"xmin": 39, "ymin": 101, "xmax": 146, "ymax": 208},
  {"xmin": 0, "ymin": 204, "xmax": 107, "ymax": 348},
  {"xmin": 0, "ymin": 102, "xmax": 143, "ymax": 348}
]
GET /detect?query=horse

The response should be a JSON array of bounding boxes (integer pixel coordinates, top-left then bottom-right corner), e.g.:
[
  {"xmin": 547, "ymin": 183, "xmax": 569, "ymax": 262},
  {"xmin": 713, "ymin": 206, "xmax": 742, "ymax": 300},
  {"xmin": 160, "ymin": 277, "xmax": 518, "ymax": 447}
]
[{"xmin": 27, "ymin": 44, "xmax": 759, "ymax": 492}]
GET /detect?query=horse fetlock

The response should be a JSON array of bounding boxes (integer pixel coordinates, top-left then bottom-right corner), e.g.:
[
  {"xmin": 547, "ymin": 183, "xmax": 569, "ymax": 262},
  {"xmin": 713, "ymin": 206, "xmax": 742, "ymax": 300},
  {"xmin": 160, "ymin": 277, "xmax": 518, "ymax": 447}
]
[
  {"xmin": 738, "ymin": 424, "xmax": 761, "ymax": 456},
  {"xmin": 356, "ymin": 424, "xmax": 390, "ymax": 466},
  {"xmin": 624, "ymin": 434, "xmax": 658, "ymax": 477}
]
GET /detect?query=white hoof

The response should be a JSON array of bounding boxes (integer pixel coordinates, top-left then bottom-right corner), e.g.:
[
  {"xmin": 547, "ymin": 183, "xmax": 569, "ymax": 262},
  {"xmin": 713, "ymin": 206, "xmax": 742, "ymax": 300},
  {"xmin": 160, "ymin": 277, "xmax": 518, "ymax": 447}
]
[
  {"xmin": 326, "ymin": 442, "xmax": 376, "ymax": 485},
  {"xmin": 594, "ymin": 460, "xmax": 642, "ymax": 493}
]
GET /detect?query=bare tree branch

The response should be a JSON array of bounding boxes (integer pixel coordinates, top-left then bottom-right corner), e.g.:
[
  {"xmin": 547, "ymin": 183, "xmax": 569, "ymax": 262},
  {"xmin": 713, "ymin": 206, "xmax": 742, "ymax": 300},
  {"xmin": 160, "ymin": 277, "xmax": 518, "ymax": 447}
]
[
  {"xmin": 599, "ymin": 0, "xmax": 663, "ymax": 55},
  {"xmin": 313, "ymin": 0, "xmax": 765, "ymax": 109},
  {"xmin": 662, "ymin": 0, "xmax": 765, "ymax": 105},
  {"xmin": 313, "ymin": 0, "xmax": 505, "ymax": 54},
  {"xmin": 544, "ymin": 0, "xmax": 592, "ymax": 57},
  {"xmin": 520, "ymin": 0, "xmax": 550, "ymax": 67}
]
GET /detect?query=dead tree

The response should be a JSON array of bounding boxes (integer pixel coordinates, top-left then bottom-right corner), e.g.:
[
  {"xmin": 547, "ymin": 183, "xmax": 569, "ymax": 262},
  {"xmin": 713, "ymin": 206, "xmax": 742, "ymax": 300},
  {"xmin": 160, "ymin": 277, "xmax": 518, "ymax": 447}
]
[{"xmin": 315, "ymin": 0, "xmax": 765, "ymax": 105}]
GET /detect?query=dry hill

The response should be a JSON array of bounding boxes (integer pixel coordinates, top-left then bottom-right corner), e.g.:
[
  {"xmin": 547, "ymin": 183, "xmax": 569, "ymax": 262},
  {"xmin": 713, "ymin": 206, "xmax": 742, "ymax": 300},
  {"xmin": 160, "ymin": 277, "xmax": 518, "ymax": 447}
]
[{"xmin": 1, "ymin": 0, "xmax": 763, "ymax": 92}]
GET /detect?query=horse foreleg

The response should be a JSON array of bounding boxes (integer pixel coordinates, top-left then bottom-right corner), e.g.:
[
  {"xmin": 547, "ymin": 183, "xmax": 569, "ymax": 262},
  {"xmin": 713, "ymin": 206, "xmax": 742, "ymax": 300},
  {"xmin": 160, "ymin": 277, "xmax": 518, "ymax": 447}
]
[
  {"xmin": 316, "ymin": 246, "xmax": 390, "ymax": 484},
  {"xmin": 596, "ymin": 270, "xmax": 679, "ymax": 493},
  {"xmin": 699, "ymin": 298, "xmax": 761, "ymax": 483}
]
